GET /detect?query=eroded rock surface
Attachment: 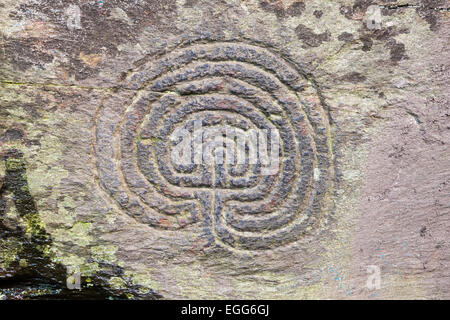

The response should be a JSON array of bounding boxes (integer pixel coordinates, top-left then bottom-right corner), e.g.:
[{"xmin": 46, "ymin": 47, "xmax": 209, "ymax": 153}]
[{"xmin": 0, "ymin": 0, "xmax": 449, "ymax": 299}]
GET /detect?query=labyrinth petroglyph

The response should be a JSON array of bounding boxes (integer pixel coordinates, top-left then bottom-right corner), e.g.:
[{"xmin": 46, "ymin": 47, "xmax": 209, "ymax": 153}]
[{"xmin": 93, "ymin": 42, "xmax": 335, "ymax": 251}]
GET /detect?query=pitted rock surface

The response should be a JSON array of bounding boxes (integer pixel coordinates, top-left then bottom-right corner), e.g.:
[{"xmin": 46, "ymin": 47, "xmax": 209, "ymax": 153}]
[{"xmin": 0, "ymin": 0, "xmax": 449, "ymax": 299}]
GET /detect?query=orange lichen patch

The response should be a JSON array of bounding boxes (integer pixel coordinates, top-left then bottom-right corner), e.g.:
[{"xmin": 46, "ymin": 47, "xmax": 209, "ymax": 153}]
[{"xmin": 79, "ymin": 52, "xmax": 102, "ymax": 68}]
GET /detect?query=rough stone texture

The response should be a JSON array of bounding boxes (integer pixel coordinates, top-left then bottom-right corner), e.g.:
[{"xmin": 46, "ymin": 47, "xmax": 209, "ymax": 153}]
[{"xmin": 0, "ymin": 0, "xmax": 449, "ymax": 299}]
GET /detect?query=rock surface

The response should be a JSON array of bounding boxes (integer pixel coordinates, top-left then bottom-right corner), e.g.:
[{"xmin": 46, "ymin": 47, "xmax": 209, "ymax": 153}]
[{"xmin": 0, "ymin": 0, "xmax": 449, "ymax": 299}]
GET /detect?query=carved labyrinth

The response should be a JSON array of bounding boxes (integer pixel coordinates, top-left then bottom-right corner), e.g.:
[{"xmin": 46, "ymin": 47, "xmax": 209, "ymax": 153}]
[{"xmin": 93, "ymin": 42, "xmax": 334, "ymax": 251}]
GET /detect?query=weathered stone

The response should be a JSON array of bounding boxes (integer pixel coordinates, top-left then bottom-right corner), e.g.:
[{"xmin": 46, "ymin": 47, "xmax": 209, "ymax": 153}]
[{"xmin": 0, "ymin": 0, "xmax": 449, "ymax": 299}]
